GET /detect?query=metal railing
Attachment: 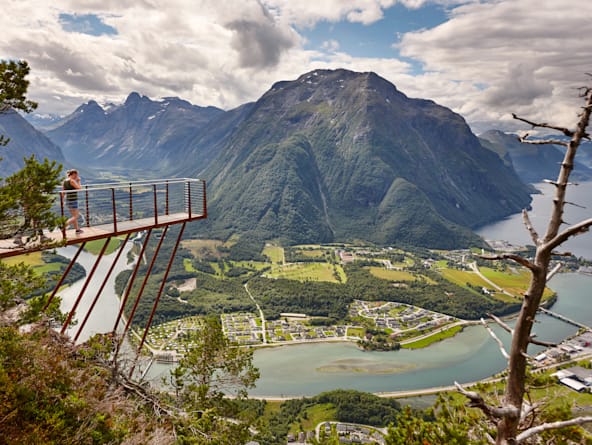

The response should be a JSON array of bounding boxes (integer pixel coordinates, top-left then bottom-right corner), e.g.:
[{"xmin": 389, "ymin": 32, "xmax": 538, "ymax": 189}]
[{"xmin": 57, "ymin": 178, "xmax": 206, "ymax": 237}]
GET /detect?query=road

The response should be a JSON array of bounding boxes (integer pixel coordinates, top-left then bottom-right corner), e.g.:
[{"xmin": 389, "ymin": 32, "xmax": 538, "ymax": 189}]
[
  {"xmin": 469, "ymin": 262, "xmax": 516, "ymax": 298},
  {"xmin": 244, "ymin": 282, "xmax": 267, "ymax": 344}
]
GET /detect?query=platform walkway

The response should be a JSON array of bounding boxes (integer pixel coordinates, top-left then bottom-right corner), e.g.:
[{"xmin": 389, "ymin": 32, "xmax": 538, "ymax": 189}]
[{"xmin": 0, "ymin": 177, "xmax": 206, "ymax": 258}]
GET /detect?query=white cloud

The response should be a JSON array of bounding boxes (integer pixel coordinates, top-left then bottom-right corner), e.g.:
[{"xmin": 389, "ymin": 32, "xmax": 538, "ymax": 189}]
[
  {"xmin": 397, "ymin": 0, "xmax": 592, "ymax": 128},
  {"xmin": 266, "ymin": 0, "xmax": 397, "ymax": 26},
  {"xmin": 321, "ymin": 39, "xmax": 340, "ymax": 52},
  {"xmin": 1, "ymin": 0, "xmax": 590, "ymax": 134}
]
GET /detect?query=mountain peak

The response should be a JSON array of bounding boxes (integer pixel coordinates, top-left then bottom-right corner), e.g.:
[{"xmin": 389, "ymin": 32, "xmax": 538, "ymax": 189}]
[
  {"xmin": 124, "ymin": 92, "xmax": 147, "ymax": 106},
  {"xmin": 74, "ymin": 100, "xmax": 103, "ymax": 114}
]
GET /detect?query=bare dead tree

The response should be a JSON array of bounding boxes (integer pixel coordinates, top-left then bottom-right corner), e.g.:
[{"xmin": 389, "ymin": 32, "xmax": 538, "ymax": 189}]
[{"xmin": 457, "ymin": 85, "xmax": 592, "ymax": 444}]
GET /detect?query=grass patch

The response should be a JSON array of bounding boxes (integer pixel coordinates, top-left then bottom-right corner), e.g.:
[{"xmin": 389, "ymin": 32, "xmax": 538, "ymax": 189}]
[
  {"xmin": 180, "ymin": 239, "xmax": 223, "ymax": 259},
  {"xmin": 84, "ymin": 238, "xmax": 121, "ymax": 255},
  {"xmin": 297, "ymin": 249, "xmax": 325, "ymax": 258},
  {"xmin": 401, "ymin": 325, "xmax": 464, "ymax": 349},
  {"xmin": 290, "ymin": 403, "xmax": 337, "ymax": 433},
  {"xmin": 347, "ymin": 327, "xmax": 365, "ymax": 338},
  {"xmin": 183, "ymin": 258, "xmax": 196, "ymax": 272},
  {"xmin": 232, "ymin": 260, "xmax": 269, "ymax": 271},
  {"xmin": 263, "ymin": 244, "xmax": 284, "ymax": 264},
  {"xmin": 480, "ymin": 267, "xmax": 554, "ymax": 299},
  {"xmin": 367, "ymin": 267, "xmax": 416, "ymax": 281},
  {"xmin": 266, "ymin": 262, "xmax": 344, "ymax": 283},
  {"xmin": 1, "ymin": 251, "xmax": 45, "ymax": 267},
  {"xmin": 1, "ymin": 252, "xmax": 61, "ymax": 275},
  {"xmin": 439, "ymin": 268, "xmax": 491, "ymax": 289}
]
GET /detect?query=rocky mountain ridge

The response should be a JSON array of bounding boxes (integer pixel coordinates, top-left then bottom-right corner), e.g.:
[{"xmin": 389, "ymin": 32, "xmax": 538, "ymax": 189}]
[{"xmin": 5, "ymin": 69, "xmax": 537, "ymax": 248}]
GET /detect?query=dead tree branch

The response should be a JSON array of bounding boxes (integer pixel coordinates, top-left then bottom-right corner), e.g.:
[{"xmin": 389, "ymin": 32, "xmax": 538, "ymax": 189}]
[
  {"xmin": 517, "ymin": 135, "xmax": 568, "ymax": 146},
  {"xmin": 511, "ymin": 113, "xmax": 576, "ymax": 138},
  {"xmin": 515, "ymin": 416, "xmax": 592, "ymax": 443},
  {"xmin": 546, "ymin": 217, "xmax": 592, "ymax": 252},
  {"xmin": 478, "ymin": 253, "xmax": 536, "ymax": 271},
  {"xmin": 460, "ymin": 85, "xmax": 592, "ymax": 444},
  {"xmin": 527, "ymin": 335, "xmax": 557, "ymax": 348},
  {"xmin": 454, "ymin": 382, "xmax": 519, "ymax": 419},
  {"xmin": 522, "ymin": 210, "xmax": 539, "ymax": 245},
  {"xmin": 546, "ymin": 263, "xmax": 562, "ymax": 281},
  {"xmin": 481, "ymin": 318, "xmax": 509, "ymax": 360},
  {"xmin": 487, "ymin": 313, "xmax": 513, "ymax": 335}
]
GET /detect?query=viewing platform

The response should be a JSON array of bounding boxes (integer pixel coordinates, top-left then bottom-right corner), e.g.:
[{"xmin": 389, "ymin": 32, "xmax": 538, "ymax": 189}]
[{"xmin": 0, "ymin": 177, "xmax": 206, "ymax": 258}]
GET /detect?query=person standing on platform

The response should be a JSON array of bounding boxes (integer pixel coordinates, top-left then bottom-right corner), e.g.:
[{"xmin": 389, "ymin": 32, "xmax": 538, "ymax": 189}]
[{"xmin": 63, "ymin": 169, "xmax": 83, "ymax": 234}]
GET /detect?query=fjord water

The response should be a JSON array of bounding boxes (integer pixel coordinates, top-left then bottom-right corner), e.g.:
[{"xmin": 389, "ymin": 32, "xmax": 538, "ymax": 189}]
[
  {"xmin": 58, "ymin": 181, "xmax": 592, "ymax": 396},
  {"xmin": 245, "ymin": 273, "xmax": 589, "ymax": 397},
  {"xmin": 475, "ymin": 181, "xmax": 592, "ymax": 260}
]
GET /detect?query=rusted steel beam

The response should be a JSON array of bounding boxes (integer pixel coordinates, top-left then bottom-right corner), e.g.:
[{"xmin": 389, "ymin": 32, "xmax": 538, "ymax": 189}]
[
  {"xmin": 131, "ymin": 222, "xmax": 186, "ymax": 376},
  {"xmin": 122, "ymin": 225, "xmax": 168, "ymax": 337},
  {"xmin": 74, "ymin": 234, "xmax": 131, "ymax": 342},
  {"xmin": 43, "ymin": 242, "xmax": 86, "ymax": 311},
  {"xmin": 61, "ymin": 237, "xmax": 111, "ymax": 335},
  {"xmin": 113, "ymin": 229, "xmax": 152, "ymax": 332}
]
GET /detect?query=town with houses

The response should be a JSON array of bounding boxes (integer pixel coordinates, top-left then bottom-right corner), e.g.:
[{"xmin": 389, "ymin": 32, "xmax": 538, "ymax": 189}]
[
  {"xmin": 132, "ymin": 242, "xmax": 592, "ymax": 445},
  {"xmin": 141, "ymin": 300, "xmax": 458, "ymax": 361},
  {"xmin": 138, "ymin": 302, "xmax": 592, "ymax": 444}
]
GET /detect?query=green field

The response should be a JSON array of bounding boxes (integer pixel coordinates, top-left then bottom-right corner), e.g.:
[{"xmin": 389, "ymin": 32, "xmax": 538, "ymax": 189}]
[
  {"xmin": 180, "ymin": 239, "xmax": 223, "ymax": 259},
  {"xmin": 233, "ymin": 260, "xmax": 269, "ymax": 271},
  {"xmin": 298, "ymin": 249, "xmax": 325, "ymax": 258},
  {"xmin": 480, "ymin": 267, "xmax": 554, "ymax": 298},
  {"xmin": 368, "ymin": 267, "xmax": 416, "ymax": 281},
  {"xmin": 1, "ymin": 252, "xmax": 61, "ymax": 275},
  {"xmin": 266, "ymin": 262, "xmax": 345, "ymax": 283},
  {"xmin": 439, "ymin": 268, "xmax": 490, "ymax": 289},
  {"xmin": 263, "ymin": 244, "xmax": 284, "ymax": 264},
  {"xmin": 290, "ymin": 403, "xmax": 336, "ymax": 434},
  {"xmin": 481, "ymin": 267, "xmax": 529, "ymax": 292},
  {"xmin": 84, "ymin": 237, "xmax": 122, "ymax": 255},
  {"xmin": 347, "ymin": 327, "xmax": 365, "ymax": 338},
  {"xmin": 1, "ymin": 252, "xmax": 45, "ymax": 267},
  {"xmin": 401, "ymin": 324, "xmax": 464, "ymax": 349}
]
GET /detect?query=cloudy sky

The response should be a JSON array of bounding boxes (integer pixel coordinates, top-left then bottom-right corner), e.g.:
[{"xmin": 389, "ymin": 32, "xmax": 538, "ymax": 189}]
[{"xmin": 3, "ymin": 0, "xmax": 592, "ymax": 132}]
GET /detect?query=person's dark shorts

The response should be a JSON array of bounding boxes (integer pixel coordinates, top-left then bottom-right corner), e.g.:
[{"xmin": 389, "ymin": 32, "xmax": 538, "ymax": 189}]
[{"xmin": 67, "ymin": 200, "xmax": 78, "ymax": 210}]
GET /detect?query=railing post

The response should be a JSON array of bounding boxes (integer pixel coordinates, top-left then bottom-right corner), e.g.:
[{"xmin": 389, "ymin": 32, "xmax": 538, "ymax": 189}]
[
  {"xmin": 111, "ymin": 188, "xmax": 118, "ymax": 233},
  {"xmin": 187, "ymin": 180, "xmax": 192, "ymax": 218},
  {"xmin": 153, "ymin": 184, "xmax": 158, "ymax": 225},
  {"xmin": 202, "ymin": 180, "xmax": 207, "ymax": 218},
  {"xmin": 129, "ymin": 182, "xmax": 133, "ymax": 221},
  {"xmin": 84, "ymin": 185, "xmax": 90, "ymax": 227},
  {"xmin": 165, "ymin": 180, "xmax": 169, "ymax": 215},
  {"xmin": 60, "ymin": 191, "xmax": 66, "ymax": 239}
]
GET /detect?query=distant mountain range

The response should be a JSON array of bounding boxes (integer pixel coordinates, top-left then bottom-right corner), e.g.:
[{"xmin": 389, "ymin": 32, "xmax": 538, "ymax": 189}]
[
  {"xmin": 1, "ymin": 69, "xmax": 550, "ymax": 248},
  {"xmin": 0, "ymin": 110, "xmax": 64, "ymax": 178},
  {"xmin": 45, "ymin": 93, "xmax": 225, "ymax": 174},
  {"xmin": 479, "ymin": 129, "xmax": 592, "ymax": 183}
]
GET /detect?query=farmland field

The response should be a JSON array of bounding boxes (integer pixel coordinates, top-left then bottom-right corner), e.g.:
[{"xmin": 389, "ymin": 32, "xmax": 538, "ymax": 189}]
[
  {"xmin": 263, "ymin": 244, "xmax": 284, "ymax": 264},
  {"xmin": 368, "ymin": 267, "xmax": 416, "ymax": 281},
  {"xmin": 266, "ymin": 262, "xmax": 345, "ymax": 283}
]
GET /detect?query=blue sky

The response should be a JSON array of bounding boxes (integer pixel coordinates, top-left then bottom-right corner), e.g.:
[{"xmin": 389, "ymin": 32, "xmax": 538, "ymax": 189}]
[
  {"xmin": 2, "ymin": 0, "xmax": 592, "ymax": 132},
  {"xmin": 301, "ymin": 3, "xmax": 447, "ymax": 62},
  {"xmin": 58, "ymin": 13, "xmax": 118, "ymax": 36}
]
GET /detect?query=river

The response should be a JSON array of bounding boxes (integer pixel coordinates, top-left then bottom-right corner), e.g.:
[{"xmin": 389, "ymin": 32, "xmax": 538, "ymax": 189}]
[
  {"xmin": 57, "ymin": 242, "xmax": 134, "ymax": 343},
  {"xmin": 57, "ymin": 181, "xmax": 592, "ymax": 397}
]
